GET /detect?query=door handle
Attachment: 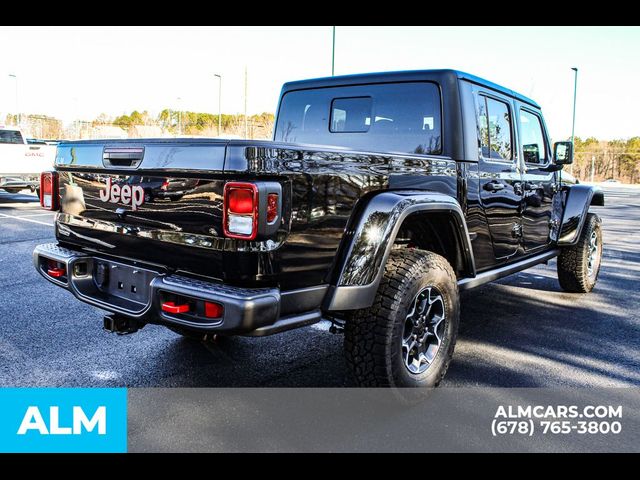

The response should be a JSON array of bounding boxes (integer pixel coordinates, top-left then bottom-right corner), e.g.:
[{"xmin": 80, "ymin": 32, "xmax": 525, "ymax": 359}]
[{"xmin": 483, "ymin": 181, "xmax": 505, "ymax": 192}]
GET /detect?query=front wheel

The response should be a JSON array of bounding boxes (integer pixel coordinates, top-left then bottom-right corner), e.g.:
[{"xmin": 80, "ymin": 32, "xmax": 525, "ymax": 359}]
[
  {"xmin": 557, "ymin": 213, "xmax": 603, "ymax": 293},
  {"xmin": 344, "ymin": 249, "xmax": 460, "ymax": 388}
]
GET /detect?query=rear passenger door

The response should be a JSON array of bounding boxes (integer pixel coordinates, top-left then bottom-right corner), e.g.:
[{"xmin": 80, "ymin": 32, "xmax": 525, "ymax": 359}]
[
  {"xmin": 516, "ymin": 106, "xmax": 554, "ymax": 251},
  {"xmin": 476, "ymin": 92, "xmax": 524, "ymax": 261}
]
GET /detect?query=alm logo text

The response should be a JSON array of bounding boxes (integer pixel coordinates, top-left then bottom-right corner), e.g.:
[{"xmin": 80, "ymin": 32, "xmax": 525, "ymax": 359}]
[{"xmin": 17, "ymin": 406, "xmax": 107, "ymax": 435}]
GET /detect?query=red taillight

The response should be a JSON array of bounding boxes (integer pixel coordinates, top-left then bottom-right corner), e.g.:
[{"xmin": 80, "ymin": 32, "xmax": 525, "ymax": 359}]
[
  {"xmin": 40, "ymin": 171, "xmax": 59, "ymax": 211},
  {"xmin": 161, "ymin": 180, "xmax": 169, "ymax": 191},
  {"xmin": 204, "ymin": 301, "xmax": 224, "ymax": 318},
  {"xmin": 228, "ymin": 188, "xmax": 255, "ymax": 214},
  {"xmin": 223, "ymin": 182, "xmax": 258, "ymax": 240}
]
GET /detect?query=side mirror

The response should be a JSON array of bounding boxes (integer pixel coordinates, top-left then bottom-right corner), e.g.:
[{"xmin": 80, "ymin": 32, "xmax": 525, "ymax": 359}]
[{"xmin": 554, "ymin": 141, "xmax": 573, "ymax": 165}]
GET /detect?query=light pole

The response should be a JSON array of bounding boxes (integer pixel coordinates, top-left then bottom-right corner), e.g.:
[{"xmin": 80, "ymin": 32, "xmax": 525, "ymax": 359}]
[
  {"xmin": 331, "ymin": 26, "xmax": 336, "ymax": 76},
  {"xmin": 214, "ymin": 74, "xmax": 222, "ymax": 136},
  {"xmin": 570, "ymin": 67, "xmax": 578, "ymax": 175},
  {"xmin": 8, "ymin": 74, "xmax": 19, "ymax": 126}
]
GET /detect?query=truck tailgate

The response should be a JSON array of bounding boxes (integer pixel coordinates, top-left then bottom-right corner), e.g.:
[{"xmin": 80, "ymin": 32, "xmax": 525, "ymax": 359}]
[{"xmin": 55, "ymin": 140, "xmax": 228, "ymax": 278}]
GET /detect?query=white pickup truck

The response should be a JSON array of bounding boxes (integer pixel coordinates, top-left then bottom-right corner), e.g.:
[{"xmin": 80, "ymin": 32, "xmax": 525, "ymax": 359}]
[{"xmin": 0, "ymin": 126, "xmax": 57, "ymax": 194}]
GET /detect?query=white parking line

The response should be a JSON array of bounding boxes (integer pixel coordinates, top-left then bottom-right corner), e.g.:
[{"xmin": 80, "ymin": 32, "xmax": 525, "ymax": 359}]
[
  {"xmin": 10, "ymin": 213, "xmax": 55, "ymax": 218},
  {"xmin": 0, "ymin": 212, "xmax": 54, "ymax": 226}
]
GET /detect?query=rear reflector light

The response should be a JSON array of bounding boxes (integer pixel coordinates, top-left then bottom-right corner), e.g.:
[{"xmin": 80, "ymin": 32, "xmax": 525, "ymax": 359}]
[
  {"xmin": 46, "ymin": 259, "xmax": 66, "ymax": 278},
  {"xmin": 204, "ymin": 302, "xmax": 224, "ymax": 318},
  {"xmin": 267, "ymin": 193, "xmax": 279, "ymax": 223},
  {"xmin": 40, "ymin": 171, "xmax": 59, "ymax": 211},
  {"xmin": 223, "ymin": 182, "xmax": 258, "ymax": 240},
  {"xmin": 47, "ymin": 267, "xmax": 66, "ymax": 278},
  {"xmin": 161, "ymin": 302, "xmax": 190, "ymax": 314}
]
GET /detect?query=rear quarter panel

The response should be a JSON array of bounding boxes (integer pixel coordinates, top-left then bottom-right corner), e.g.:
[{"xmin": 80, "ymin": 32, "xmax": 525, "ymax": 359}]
[{"xmin": 224, "ymin": 143, "xmax": 458, "ymax": 290}]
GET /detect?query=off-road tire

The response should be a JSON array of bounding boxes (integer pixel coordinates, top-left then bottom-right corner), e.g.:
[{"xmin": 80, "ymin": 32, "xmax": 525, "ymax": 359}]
[
  {"xmin": 557, "ymin": 213, "xmax": 603, "ymax": 293},
  {"xmin": 344, "ymin": 249, "xmax": 460, "ymax": 388}
]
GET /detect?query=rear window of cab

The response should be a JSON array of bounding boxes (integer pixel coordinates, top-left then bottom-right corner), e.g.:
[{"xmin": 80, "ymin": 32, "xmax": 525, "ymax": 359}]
[{"xmin": 274, "ymin": 82, "xmax": 442, "ymax": 155}]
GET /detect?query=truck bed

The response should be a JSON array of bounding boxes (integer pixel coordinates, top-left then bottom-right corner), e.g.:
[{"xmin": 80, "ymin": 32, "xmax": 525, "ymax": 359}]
[{"xmin": 54, "ymin": 138, "xmax": 458, "ymax": 290}]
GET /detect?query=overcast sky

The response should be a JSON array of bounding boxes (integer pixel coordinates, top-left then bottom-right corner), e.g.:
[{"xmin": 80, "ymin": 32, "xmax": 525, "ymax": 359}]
[{"xmin": 1, "ymin": 26, "xmax": 638, "ymax": 140}]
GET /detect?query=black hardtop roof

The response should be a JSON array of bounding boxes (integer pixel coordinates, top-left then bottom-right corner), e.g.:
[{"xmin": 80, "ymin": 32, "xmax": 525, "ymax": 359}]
[{"xmin": 281, "ymin": 68, "xmax": 540, "ymax": 109}]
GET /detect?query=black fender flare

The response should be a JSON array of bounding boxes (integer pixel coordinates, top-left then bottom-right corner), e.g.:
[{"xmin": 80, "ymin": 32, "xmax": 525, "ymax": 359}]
[
  {"xmin": 558, "ymin": 185, "xmax": 604, "ymax": 245},
  {"xmin": 323, "ymin": 191, "xmax": 475, "ymax": 311}
]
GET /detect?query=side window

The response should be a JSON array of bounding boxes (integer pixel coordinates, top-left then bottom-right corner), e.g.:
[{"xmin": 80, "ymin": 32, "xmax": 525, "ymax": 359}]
[
  {"xmin": 477, "ymin": 96, "xmax": 490, "ymax": 158},
  {"xmin": 0, "ymin": 129, "xmax": 24, "ymax": 144},
  {"xmin": 519, "ymin": 110, "xmax": 547, "ymax": 165},
  {"xmin": 486, "ymin": 97, "xmax": 512, "ymax": 160}
]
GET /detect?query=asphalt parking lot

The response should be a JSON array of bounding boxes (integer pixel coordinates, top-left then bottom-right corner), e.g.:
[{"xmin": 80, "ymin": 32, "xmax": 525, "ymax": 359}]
[{"xmin": 0, "ymin": 186, "xmax": 638, "ymax": 387}]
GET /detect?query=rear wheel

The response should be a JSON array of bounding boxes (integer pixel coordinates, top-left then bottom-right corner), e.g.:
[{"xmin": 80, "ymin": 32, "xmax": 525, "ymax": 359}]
[
  {"xmin": 557, "ymin": 213, "xmax": 602, "ymax": 293},
  {"xmin": 344, "ymin": 249, "xmax": 460, "ymax": 388}
]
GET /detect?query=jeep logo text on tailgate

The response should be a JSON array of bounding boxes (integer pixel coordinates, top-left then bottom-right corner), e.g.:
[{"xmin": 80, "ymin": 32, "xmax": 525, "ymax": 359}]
[{"xmin": 99, "ymin": 178, "xmax": 144, "ymax": 211}]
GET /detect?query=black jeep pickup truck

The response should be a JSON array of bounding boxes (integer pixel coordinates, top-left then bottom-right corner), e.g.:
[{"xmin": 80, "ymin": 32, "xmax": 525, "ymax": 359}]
[{"xmin": 34, "ymin": 69, "xmax": 604, "ymax": 388}]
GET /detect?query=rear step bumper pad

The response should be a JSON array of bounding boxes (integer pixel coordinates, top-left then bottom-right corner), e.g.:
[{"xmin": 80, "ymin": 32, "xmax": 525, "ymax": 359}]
[
  {"xmin": 33, "ymin": 243, "xmax": 280, "ymax": 333},
  {"xmin": 151, "ymin": 275, "xmax": 280, "ymax": 332}
]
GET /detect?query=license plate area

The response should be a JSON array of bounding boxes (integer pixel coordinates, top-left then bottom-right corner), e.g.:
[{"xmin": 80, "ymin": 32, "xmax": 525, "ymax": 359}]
[{"xmin": 93, "ymin": 260, "xmax": 157, "ymax": 307}]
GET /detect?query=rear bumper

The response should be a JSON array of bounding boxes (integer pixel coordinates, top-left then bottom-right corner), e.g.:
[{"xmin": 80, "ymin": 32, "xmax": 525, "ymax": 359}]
[{"xmin": 33, "ymin": 243, "xmax": 290, "ymax": 334}]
